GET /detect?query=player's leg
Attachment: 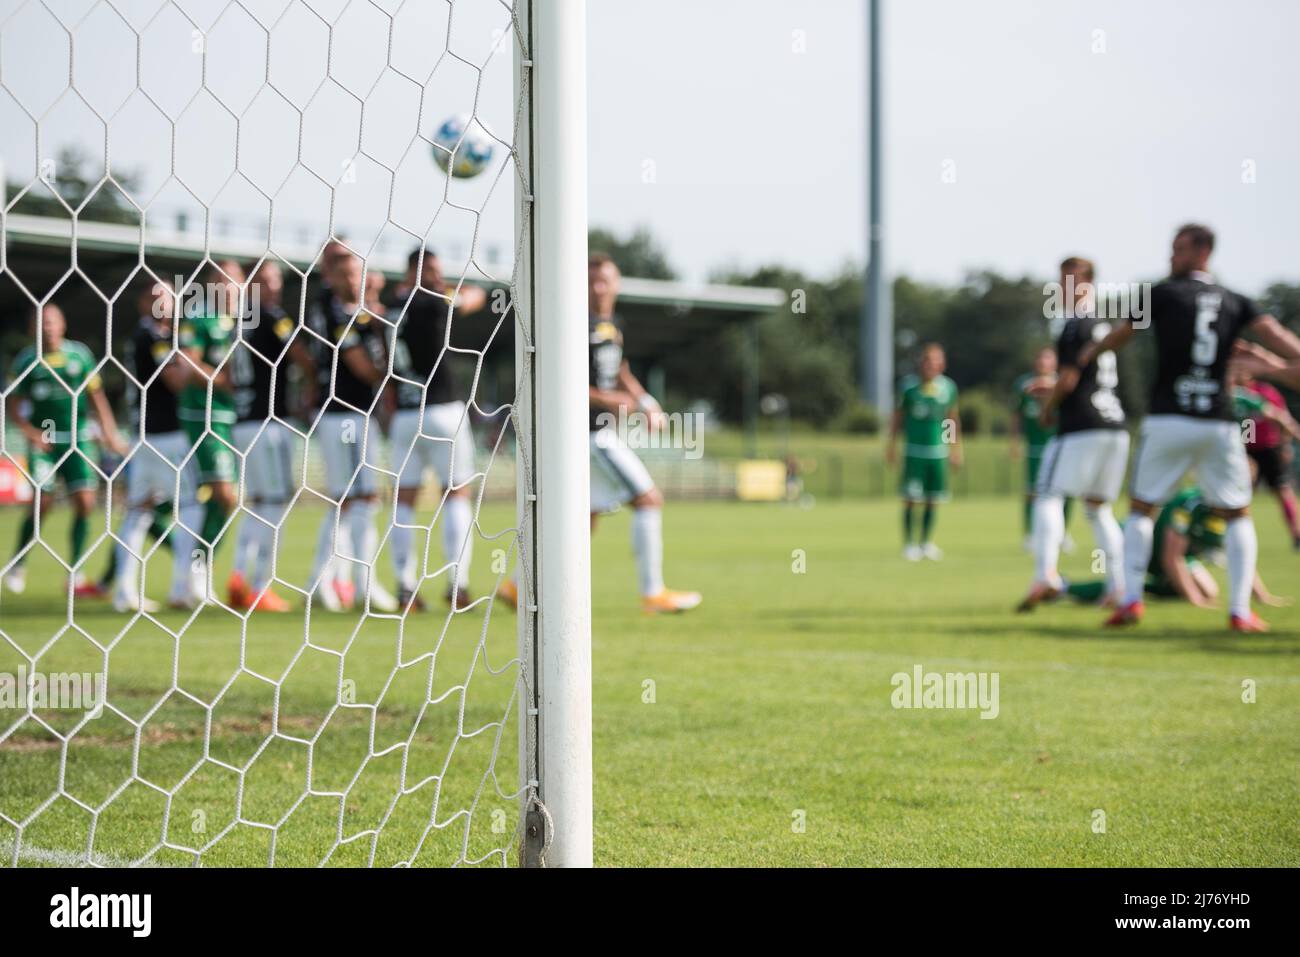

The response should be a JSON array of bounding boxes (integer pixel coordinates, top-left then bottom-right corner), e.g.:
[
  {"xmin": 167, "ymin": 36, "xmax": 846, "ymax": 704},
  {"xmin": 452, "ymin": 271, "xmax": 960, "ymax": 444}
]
[
  {"xmin": 1258, "ymin": 448, "xmax": 1299, "ymax": 547},
  {"xmin": 389, "ymin": 408, "xmax": 424, "ymax": 607},
  {"xmin": 1082, "ymin": 430, "xmax": 1130, "ymax": 606},
  {"xmin": 919, "ymin": 458, "xmax": 948, "ymax": 559},
  {"xmin": 591, "ymin": 428, "xmax": 699, "ymax": 612},
  {"xmin": 1022, "ymin": 450, "xmax": 1041, "ymax": 549},
  {"xmin": 308, "ymin": 414, "xmax": 354, "ymax": 610},
  {"xmin": 900, "ymin": 457, "xmax": 923, "ymax": 560},
  {"xmin": 112, "ymin": 438, "xmax": 169, "ymax": 612},
  {"xmin": 1111, "ymin": 417, "xmax": 1192, "ymax": 625},
  {"xmin": 63, "ymin": 447, "xmax": 103, "ymax": 597},
  {"xmin": 343, "ymin": 415, "xmax": 395, "ymax": 612},
  {"xmin": 199, "ymin": 425, "xmax": 238, "ymax": 553},
  {"xmin": 428, "ymin": 401, "xmax": 478, "ymax": 608},
  {"xmin": 3, "ymin": 446, "xmax": 49, "ymax": 593},
  {"xmin": 1019, "ymin": 436, "xmax": 1066, "ymax": 611},
  {"xmin": 227, "ymin": 421, "xmax": 260, "ymax": 609},
  {"xmin": 1205, "ymin": 422, "xmax": 1262, "ymax": 630}
]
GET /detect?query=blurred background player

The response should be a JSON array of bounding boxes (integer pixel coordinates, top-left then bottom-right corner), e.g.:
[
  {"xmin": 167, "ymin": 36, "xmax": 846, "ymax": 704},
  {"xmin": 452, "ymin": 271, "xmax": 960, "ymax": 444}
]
[
  {"xmin": 112, "ymin": 280, "xmax": 202, "ymax": 612},
  {"xmin": 1061, "ymin": 486, "xmax": 1289, "ymax": 611},
  {"xmin": 386, "ymin": 247, "xmax": 487, "ymax": 612},
  {"xmin": 887, "ymin": 342, "xmax": 961, "ymax": 561},
  {"xmin": 1232, "ymin": 367, "xmax": 1300, "ymax": 549},
  {"xmin": 177, "ymin": 259, "xmax": 243, "ymax": 597},
  {"xmin": 227, "ymin": 259, "xmax": 314, "ymax": 613},
  {"xmin": 1082, "ymin": 225, "xmax": 1300, "ymax": 632},
  {"xmin": 3, "ymin": 304, "xmax": 125, "ymax": 598},
  {"xmin": 305, "ymin": 246, "xmax": 396, "ymax": 612},
  {"xmin": 1010, "ymin": 345, "xmax": 1072, "ymax": 551},
  {"xmin": 1019, "ymin": 256, "xmax": 1129, "ymax": 611},
  {"xmin": 584, "ymin": 253, "xmax": 700, "ymax": 613}
]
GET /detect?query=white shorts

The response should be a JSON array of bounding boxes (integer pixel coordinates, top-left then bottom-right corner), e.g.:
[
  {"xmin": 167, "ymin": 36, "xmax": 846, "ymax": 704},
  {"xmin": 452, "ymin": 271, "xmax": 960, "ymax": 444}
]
[
  {"xmin": 590, "ymin": 428, "xmax": 655, "ymax": 514},
  {"xmin": 314, "ymin": 412, "xmax": 381, "ymax": 500},
  {"xmin": 1130, "ymin": 415, "xmax": 1252, "ymax": 510},
  {"xmin": 390, "ymin": 401, "xmax": 476, "ymax": 490},
  {"xmin": 124, "ymin": 430, "xmax": 199, "ymax": 509},
  {"xmin": 233, "ymin": 419, "xmax": 298, "ymax": 505},
  {"xmin": 1036, "ymin": 429, "xmax": 1130, "ymax": 503}
]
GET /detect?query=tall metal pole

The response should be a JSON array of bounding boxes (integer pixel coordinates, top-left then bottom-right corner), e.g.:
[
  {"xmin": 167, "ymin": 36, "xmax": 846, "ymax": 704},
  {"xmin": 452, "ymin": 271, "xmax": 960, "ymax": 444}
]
[
  {"xmin": 521, "ymin": 0, "xmax": 592, "ymax": 868},
  {"xmin": 863, "ymin": 0, "xmax": 892, "ymax": 412}
]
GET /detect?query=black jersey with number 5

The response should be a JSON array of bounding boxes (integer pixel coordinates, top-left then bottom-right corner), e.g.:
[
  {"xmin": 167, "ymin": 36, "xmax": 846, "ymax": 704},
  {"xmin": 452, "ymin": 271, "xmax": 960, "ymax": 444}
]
[
  {"xmin": 1056, "ymin": 316, "xmax": 1125, "ymax": 434},
  {"xmin": 1145, "ymin": 275, "xmax": 1260, "ymax": 420}
]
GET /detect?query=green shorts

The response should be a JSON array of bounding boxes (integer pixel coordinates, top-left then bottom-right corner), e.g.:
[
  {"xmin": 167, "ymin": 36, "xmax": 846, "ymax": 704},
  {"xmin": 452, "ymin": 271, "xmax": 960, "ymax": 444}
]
[
  {"xmin": 30, "ymin": 441, "xmax": 98, "ymax": 493},
  {"xmin": 901, "ymin": 455, "xmax": 949, "ymax": 503},
  {"xmin": 183, "ymin": 420, "xmax": 238, "ymax": 485}
]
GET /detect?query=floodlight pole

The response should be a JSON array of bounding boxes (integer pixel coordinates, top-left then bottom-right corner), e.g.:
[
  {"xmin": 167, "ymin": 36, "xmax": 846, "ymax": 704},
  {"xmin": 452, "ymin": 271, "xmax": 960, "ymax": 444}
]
[
  {"xmin": 862, "ymin": 0, "xmax": 892, "ymax": 412},
  {"xmin": 520, "ymin": 0, "xmax": 593, "ymax": 868}
]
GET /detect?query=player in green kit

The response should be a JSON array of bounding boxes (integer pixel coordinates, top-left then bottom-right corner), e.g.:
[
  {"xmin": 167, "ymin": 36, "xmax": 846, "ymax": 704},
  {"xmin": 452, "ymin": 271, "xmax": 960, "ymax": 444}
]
[
  {"xmin": 1010, "ymin": 347, "xmax": 1073, "ymax": 551},
  {"xmin": 177, "ymin": 260, "xmax": 244, "ymax": 575},
  {"xmin": 887, "ymin": 342, "xmax": 961, "ymax": 561},
  {"xmin": 1062, "ymin": 487, "xmax": 1288, "ymax": 609},
  {"xmin": 3, "ymin": 304, "xmax": 125, "ymax": 598}
]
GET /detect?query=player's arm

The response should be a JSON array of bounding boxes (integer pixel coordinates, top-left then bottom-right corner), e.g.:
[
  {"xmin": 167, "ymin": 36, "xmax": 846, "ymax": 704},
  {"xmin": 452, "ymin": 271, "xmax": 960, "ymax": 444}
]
[
  {"xmin": 288, "ymin": 338, "xmax": 318, "ymax": 414},
  {"xmin": 1039, "ymin": 367, "xmax": 1080, "ymax": 427},
  {"xmin": 1077, "ymin": 322, "xmax": 1135, "ymax": 369},
  {"xmin": 1247, "ymin": 314, "xmax": 1300, "ymax": 362},
  {"xmin": 1159, "ymin": 529, "xmax": 1215, "ymax": 609},
  {"xmin": 450, "ymin": 283, "xmax": 488, "ymax": 316},
  {"xmin": 1256, "ymin": 395, "xmax": 1300, "ymax": 442},
  {"xmin": 4, "ymin": 390, "xmax": 49, "ymax": 451},
  {"xmin": 86, "ymin": 375, "xmax": 126, "ymax": 455},
  {"xmin": 885, "ymin": 407, "xmax": 902, "ymax": 466},
  {"xmin": 340, "ymin": 340, "xmax": 383, "ymax": 387},
  {"xmin": 1253, "ymin": 570, "xmax": 1292, "ymax": 608},
  {"xmin": 616, "ymin": 362, "xmax": 663, "ymax": 415}
]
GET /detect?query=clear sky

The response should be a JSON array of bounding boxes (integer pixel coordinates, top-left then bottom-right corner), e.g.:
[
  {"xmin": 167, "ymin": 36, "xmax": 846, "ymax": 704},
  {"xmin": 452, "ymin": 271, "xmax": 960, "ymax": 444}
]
[
  {"xmin": 589, "ymin": 0, "xmax": 1300, "ymax": 294},
  {"xmin": 1, "ymin": 0, "xmax": 1296, "ymax": 295}
]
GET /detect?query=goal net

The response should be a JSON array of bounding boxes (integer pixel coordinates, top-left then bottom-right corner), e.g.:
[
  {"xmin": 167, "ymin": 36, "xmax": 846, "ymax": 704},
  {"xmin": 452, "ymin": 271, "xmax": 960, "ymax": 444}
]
[{"xmin": 0, "ymin": 0, "xmax": 590, "ymax": 867}]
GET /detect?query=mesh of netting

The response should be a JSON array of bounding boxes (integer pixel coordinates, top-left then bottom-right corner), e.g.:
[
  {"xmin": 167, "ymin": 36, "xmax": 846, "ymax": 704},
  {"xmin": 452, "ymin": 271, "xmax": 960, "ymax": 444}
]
[{"xmin": 0, "ymin": 0, "xmax": 537, "ymax": 867}]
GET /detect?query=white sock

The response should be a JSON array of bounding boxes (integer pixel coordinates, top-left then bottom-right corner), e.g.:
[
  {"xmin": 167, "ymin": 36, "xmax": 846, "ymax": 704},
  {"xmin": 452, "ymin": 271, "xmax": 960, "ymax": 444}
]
[
  {"xmin": 1122, "ymin": 511, "xmax": 1155, "ymax": 607},
  {"xmin": 252, "ymin": 502, "xmax": 286, "ymax": 591},
  {"xmin": 442, "ymin": 495, "xmax": 473, "ymax": 595},
  {"xmin": 233, "ymin": 506, "xmax": 258, "ymax": 577},
  {"xmin": 311, "ymin": 509, "xmax": 350, "ymax": 590},
  {"xmin": 174, "ymin": 504, "xmax": 207, "ymax": 600},
  {"xmin": 1225, "ymin": 516, "xmax": 1258, "ymax": 620},
  {"xmin": 114, "ymin": 507, "xmax": 154, "ymax": 600},
  {"xmin": 631, "ymin": 507, "xmax": 665, "ymax": 597},
  {"xmin": 1032, "ymin": 494, "xmax": 1065, "ymax": 585},
  {"xmin": 1086, "ymin": 503, "xmax": 1125, "ymax": 600},
  {"xmin": 348, "ymin": 499, "xmax": 379, "ymax": 588},
  {"xmin": 392, "ymin": 502, "xmax": 417, "ymax": 592}
]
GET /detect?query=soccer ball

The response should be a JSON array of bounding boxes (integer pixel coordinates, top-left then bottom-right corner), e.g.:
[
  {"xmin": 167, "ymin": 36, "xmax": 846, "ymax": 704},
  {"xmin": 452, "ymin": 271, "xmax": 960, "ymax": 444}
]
[{"xmin": 431, "ymin": 114, "xmax": 495, "ymax": 179}]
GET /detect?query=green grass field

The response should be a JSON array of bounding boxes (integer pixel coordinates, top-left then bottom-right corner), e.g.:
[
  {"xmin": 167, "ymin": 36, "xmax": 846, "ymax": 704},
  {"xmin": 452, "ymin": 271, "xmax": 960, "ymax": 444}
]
[{"xmin": 1, "ymin": 497, "xmax": 1298, "ymax": 866}]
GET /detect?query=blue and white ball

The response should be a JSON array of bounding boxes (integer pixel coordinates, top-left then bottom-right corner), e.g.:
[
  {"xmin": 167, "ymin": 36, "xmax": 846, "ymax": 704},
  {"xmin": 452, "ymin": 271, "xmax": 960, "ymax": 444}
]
[{"xmin": 432, "ymin": 114, "xmax": 495, "ymax": 179}]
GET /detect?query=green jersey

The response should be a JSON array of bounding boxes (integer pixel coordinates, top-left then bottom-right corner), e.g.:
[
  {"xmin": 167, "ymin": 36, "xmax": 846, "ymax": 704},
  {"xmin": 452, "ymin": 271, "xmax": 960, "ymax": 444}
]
[
  {"xmin": 1149, "ymin": 487, "xmax": 1225, "ymax": 574},
  {"xmin": 1012, "ymin": 373, "xmax": 1056, "ymax": 451},
  {"xmin": 177, "ymin": 312, "xmax": 237, "ymax": 427},
  {"xmin": 897, "ymin": 374, "xmax": 958, "ymax": 458},
  {"xmin": 8, "ymin": 340, "xmax": 100, "ymax": 444}
]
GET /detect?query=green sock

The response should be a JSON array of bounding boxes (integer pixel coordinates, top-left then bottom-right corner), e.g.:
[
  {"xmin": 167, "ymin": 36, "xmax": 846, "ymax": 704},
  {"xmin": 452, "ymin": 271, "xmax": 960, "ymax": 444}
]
[
  {"xmin": 14, "ymin": 511, "xmax": 35, "ymax": 563},
  {"xmin": 921, "ymin": 505, "xmax": 936, "ymax": 544},
  {"xmin": 1023, "ymin": 497, "xmax": 1034, "ymax": 535},
  {"xmin": 1067, "ymin": 580, "xmax": 1107, "ymax": 603},
  {"xmin": 903, "ymin": 504, "xmax": 915, "ymax": 544},
  {"xmin": 202, "ymin": 500, "xmax": 227, "ymax": 552},
  {"xmin": 1063, "ymin": 497, "xmax": 1074, "ymax": 528},
  {"xmin": 71, "ymin": 514, "xmax": 89, "ymax": 566}
]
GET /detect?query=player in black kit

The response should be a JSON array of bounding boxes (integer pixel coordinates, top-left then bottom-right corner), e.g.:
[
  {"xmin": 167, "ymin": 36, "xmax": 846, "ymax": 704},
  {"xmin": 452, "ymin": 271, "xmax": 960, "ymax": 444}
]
[
  {"xmin": 1080, "ymin": 225, "xmax": 1300, "ymax": 632},
  {"xmin": 1019, "ymin": 256, "xmax": 1129, "ymax": 612}
]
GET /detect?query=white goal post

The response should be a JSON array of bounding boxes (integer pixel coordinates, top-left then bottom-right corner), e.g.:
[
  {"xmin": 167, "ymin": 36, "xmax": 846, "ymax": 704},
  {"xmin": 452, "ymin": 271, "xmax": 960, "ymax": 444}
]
[
  {"xmin": 516, "ymin": 0, "xmax": 593, "ymax": 869},
  {"xmin": 0, "ymin": 0, "xmax": 590, "ymax": 868}
]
